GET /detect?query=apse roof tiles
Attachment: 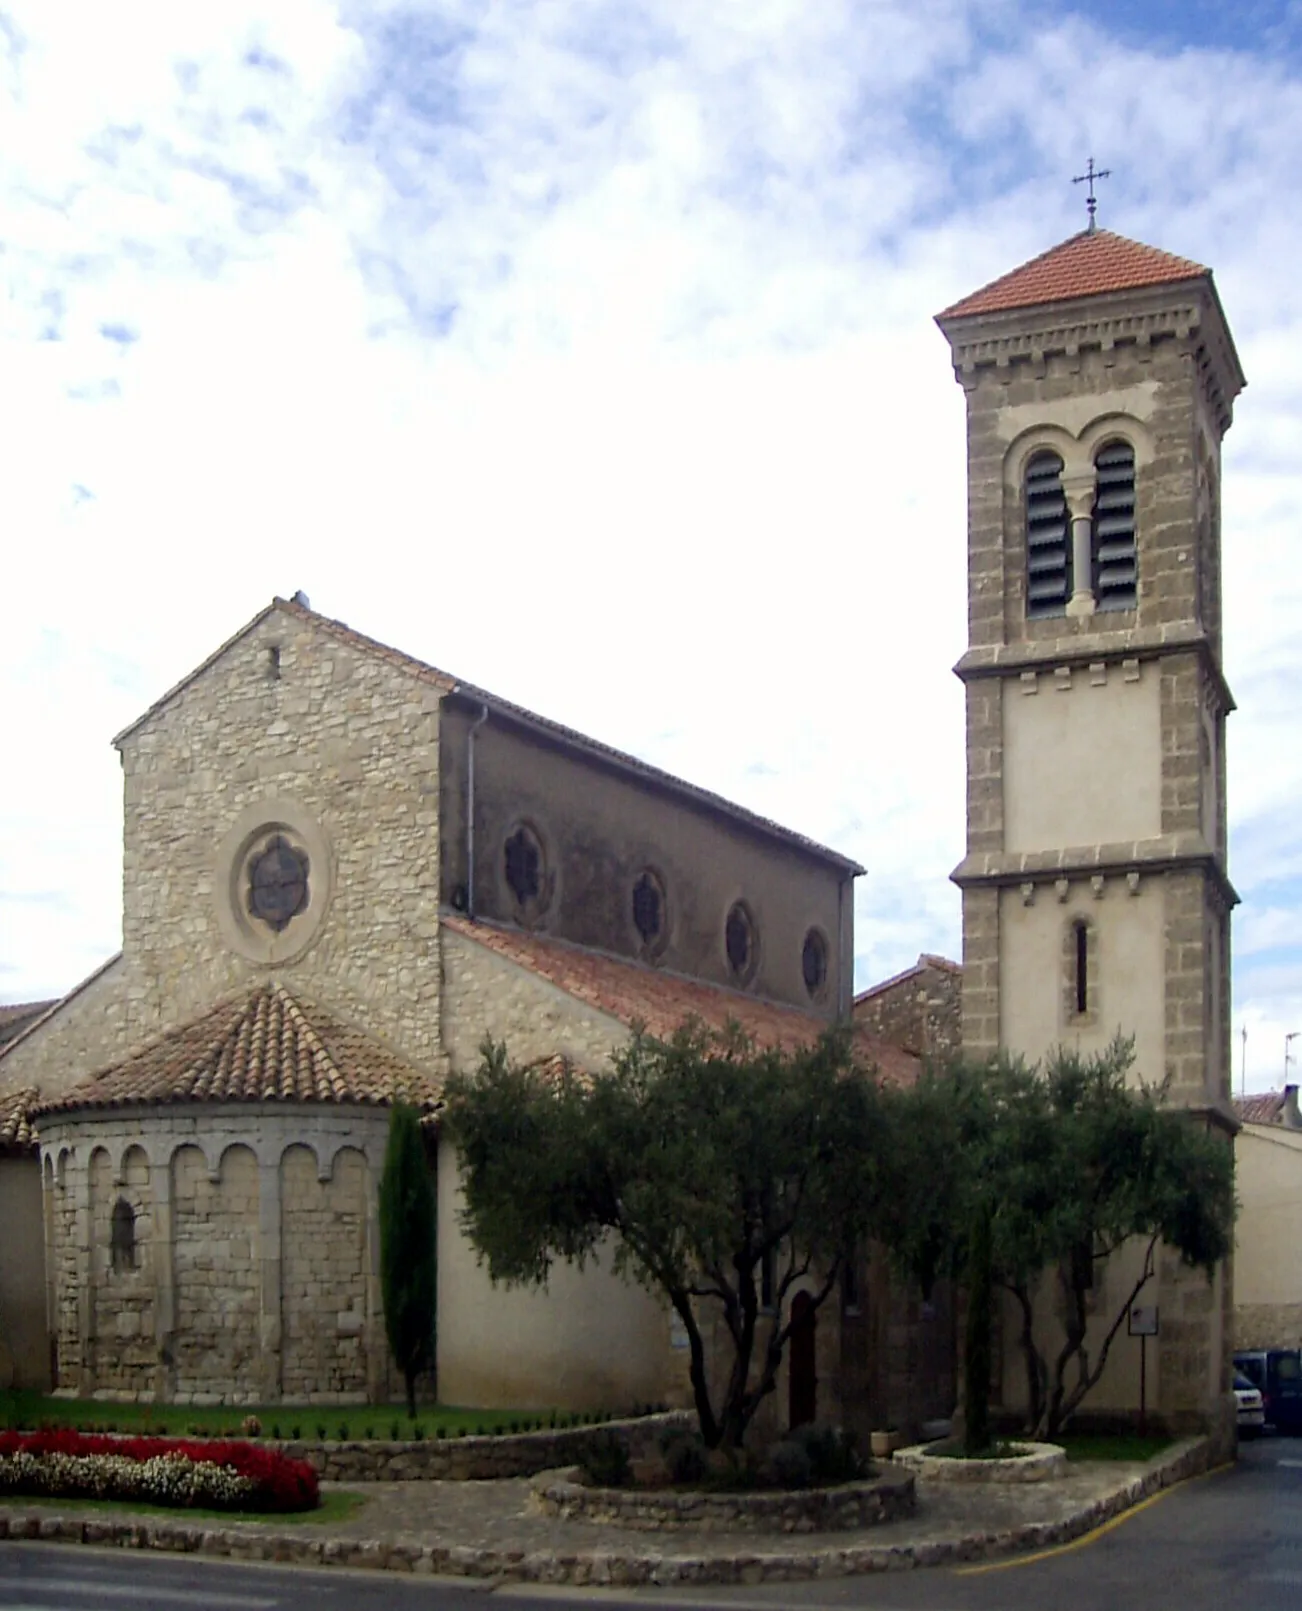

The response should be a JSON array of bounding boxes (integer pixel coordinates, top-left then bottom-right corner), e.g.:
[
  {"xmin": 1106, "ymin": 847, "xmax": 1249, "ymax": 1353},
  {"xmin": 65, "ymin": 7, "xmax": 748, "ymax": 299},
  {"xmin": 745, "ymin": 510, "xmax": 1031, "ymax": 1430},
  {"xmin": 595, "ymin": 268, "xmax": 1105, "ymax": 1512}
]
[
  {"xmin": 33, "ymin": 986, "xmax": 442, "ymax": 1118},
  {"xmin": 0, "ymin": 1086, "xmax": 37, "ymax": 1150},
  {"xmin": 443, "ymin": 915, "xmax": 920, "ymax": 1087},
  {"xmin": 937, "ymin": 229, "xmax": 1209, "ymax": 321}
]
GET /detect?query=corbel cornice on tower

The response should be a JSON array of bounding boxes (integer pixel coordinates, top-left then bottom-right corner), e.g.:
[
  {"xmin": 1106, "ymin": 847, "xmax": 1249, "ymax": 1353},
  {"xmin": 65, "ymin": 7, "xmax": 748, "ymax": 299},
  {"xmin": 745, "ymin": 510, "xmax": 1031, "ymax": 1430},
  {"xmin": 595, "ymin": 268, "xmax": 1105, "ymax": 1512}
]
[{"xmin": 937, "ymin": 280, "xmax": 1245, "ymax": 435}]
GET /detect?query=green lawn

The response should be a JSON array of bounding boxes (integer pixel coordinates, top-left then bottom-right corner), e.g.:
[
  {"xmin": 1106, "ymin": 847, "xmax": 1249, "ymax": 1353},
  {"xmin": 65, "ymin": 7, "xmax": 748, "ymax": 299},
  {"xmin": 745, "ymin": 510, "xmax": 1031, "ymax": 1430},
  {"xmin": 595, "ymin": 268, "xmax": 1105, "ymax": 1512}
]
[
  {"xmin": 0, "ymin": 1390, "xmax": 612, "ymax": 1442},
  {"xmin": 0, "ymin": 1487, "xmax": 365, "ymax": 1527},
  {"xmin": 1057, "ymin": 1432, "xmax": 1173, "ymax": 1462}
]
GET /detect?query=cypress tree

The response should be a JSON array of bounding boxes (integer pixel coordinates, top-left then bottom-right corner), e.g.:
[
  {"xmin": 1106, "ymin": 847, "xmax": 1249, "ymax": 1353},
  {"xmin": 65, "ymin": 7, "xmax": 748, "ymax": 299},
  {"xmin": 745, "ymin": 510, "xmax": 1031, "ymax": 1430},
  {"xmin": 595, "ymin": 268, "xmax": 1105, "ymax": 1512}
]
[{"xmin": 379, "ymin": 1104, "xmax": 437, "ymax": 1417}]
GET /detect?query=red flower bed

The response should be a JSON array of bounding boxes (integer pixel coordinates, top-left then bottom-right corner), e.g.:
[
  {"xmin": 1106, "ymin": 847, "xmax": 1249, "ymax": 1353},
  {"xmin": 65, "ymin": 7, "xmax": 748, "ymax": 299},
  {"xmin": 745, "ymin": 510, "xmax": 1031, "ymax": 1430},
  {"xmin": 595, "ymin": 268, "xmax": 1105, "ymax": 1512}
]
[{"xmin": 0, "ymin": 1429, "xmax": 318, "ymax": 1512}]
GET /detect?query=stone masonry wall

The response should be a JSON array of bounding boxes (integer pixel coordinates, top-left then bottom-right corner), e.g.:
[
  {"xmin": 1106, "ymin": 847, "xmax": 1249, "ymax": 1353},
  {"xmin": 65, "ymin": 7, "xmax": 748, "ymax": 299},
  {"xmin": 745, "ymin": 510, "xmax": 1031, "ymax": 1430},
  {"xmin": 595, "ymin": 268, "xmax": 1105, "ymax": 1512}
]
[
  {"xmin": 440, "ymin": 924, "xmax": 627, "ymax": 1075},
  {"xmin": 171, "ymin": 1144, "xmax": 260, "ymax": 1404},
  {"xmin": 49, "ymin": 1158, "xmax": 80, "ymax": 1387},
  {"xmin": 0, "ymin": 959, "xmax": 130, "ymax": 1104},
  {"xmin": 116, "ymin": 606, "xmax": 446, "ymax": 1072},
  {"xmin": 853, "ymin": 960, "xmax": 961, "ymax": 1065},
  {"xmin": 89, "ymin": 1146, "xmax": 155, "ymax": 1393},
  {"xmin": 40, "ymin": 1106, "xmax": 391, "ymax": 1406},
  {"xmin": 281, "ymin": 1145, "xmax": 368, "ymax": 1402}
]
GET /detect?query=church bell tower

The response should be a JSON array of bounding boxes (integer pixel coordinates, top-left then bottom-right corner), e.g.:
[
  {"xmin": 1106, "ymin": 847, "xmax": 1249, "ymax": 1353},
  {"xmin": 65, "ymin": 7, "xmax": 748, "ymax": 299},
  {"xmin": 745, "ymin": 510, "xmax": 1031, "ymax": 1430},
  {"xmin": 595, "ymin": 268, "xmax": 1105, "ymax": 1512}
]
[{"xmin": 936, "ymin": 224, "xmax": 1245, "ymax": 1442}]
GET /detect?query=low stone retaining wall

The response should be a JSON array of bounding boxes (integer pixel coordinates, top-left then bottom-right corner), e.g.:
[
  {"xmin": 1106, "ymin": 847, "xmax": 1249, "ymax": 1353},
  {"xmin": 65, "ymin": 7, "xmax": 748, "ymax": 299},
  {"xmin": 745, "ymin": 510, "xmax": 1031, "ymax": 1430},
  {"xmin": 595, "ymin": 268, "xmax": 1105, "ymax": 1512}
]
[
  {"xmin": 0, "ymin": 1436, "xmax": 1214, "ymax": 1584},
  {"xmin": 894, "ymin": 1440, "xmax": 1067, "ymax": 1483},
  {"xmin": 273, "ymin": 1412, "xmax": 691, "ymax": 1483},
  {"xmin": 530, "ymin": 1466, "xmax": 916, "ymax": 1533}
]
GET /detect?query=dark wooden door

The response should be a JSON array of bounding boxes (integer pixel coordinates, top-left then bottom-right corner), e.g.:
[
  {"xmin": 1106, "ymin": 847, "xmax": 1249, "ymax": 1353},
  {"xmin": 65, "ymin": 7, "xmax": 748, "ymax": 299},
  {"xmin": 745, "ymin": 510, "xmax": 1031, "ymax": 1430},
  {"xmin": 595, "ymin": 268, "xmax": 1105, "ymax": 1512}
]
[{"xmin": 788, "ymin": 1290, "xmax": 817, "ymax": 1429}]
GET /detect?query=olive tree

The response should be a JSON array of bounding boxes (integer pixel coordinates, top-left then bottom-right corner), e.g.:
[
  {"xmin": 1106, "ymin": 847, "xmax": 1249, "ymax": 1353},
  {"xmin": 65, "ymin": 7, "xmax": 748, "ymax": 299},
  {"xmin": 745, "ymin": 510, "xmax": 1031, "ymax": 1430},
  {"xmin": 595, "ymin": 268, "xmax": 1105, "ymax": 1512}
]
[{"xmin": 444, "ymin": 1023, "xmax": 892, "ymax": 1453}]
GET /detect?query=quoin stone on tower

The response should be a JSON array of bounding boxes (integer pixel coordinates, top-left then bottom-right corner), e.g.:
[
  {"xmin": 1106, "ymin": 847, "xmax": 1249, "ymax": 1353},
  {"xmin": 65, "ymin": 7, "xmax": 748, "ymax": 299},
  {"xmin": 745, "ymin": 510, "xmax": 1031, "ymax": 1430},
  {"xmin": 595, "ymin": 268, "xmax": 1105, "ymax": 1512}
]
[{"xmin": 936, "ymin": 226, "xmax": 1245, "ymax": 1449}]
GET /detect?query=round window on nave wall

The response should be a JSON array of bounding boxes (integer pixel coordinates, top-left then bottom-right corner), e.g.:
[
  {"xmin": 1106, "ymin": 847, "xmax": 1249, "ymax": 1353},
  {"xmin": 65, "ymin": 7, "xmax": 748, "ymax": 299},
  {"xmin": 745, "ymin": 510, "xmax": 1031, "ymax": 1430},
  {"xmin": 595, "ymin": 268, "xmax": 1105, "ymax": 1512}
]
[
  {"xmin": 802, "ymin": 928, "xmax": 829, "ymax": 1000},
  {"xmin": 632, "ymin": 869, "xmax": 668, "ymax": 957},
  {"xmin": 725, "ymin": 901, "xmax": 759, "ymax": 985}
]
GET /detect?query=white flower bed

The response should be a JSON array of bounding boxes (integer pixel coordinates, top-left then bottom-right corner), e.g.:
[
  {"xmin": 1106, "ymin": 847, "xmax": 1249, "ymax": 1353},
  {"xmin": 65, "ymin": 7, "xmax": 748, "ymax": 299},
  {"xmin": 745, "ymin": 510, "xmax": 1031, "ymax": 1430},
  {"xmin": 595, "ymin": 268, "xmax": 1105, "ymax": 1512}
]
[{"xmin": 0, "ymin": 1450, "xmax": 255, "ymax": 1508}]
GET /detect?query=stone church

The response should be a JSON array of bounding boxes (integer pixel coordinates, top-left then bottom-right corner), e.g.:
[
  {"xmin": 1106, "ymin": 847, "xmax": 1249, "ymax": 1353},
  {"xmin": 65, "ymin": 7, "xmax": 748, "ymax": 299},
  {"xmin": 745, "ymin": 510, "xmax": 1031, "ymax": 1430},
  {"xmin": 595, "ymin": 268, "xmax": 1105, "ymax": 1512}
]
[{"xmin": 0, "ymin": 221, "xmax": 1243, "ymax": 1446}]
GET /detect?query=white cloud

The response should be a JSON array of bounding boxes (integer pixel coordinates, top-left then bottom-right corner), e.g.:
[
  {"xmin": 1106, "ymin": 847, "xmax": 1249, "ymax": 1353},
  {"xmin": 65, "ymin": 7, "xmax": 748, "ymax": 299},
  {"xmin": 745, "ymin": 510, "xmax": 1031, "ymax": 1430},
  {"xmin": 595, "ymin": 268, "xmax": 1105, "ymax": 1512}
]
[{"xmin": 1, "ymin": 1, "xmax": 1299, "ymax": 1093}]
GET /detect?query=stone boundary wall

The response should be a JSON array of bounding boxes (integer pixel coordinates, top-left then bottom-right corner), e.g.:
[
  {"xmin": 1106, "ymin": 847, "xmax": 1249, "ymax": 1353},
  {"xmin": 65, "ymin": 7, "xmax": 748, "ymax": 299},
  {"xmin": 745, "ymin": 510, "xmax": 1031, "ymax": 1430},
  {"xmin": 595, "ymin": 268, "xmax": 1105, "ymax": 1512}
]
[
  {"xmin": 0, "ymin": 1437, "xmax": 1213, "ymax": 1585},
  {"xmin": 530, "ymin": 1466, "xmax": 915, "ymax": 1532},
  {"xmin": 278, "ymin": 1412, "xmax": 692, "ymax": 1482}
]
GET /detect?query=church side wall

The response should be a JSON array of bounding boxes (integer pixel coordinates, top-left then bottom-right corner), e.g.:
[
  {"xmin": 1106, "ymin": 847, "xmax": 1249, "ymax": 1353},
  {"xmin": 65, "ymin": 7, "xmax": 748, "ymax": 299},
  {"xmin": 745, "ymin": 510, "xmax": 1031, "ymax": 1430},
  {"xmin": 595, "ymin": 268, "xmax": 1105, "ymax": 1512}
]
[
  {"xmin": 116, "ymin": 611, "xmax": 445, "ymax": 1070},
  {"xmin": 440, "ymin": 703, "xmax": 852, "ymax": 1016},
  {"xmin": 436, "ymin": 1134, "xmax": 678, "ymax": 1413},
  {"xmin": 0, "ymin": 1157, "xmax": 49, "ymax": 1389}
]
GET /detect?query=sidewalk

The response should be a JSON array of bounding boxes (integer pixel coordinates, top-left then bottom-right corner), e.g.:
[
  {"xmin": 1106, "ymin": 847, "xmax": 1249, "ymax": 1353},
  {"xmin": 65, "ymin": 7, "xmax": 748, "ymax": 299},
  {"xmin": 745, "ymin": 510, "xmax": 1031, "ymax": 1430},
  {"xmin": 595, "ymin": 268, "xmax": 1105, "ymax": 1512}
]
[{"xmin": 0, "ymin": 1437, "xmax": 1211, "ymax": 1587}]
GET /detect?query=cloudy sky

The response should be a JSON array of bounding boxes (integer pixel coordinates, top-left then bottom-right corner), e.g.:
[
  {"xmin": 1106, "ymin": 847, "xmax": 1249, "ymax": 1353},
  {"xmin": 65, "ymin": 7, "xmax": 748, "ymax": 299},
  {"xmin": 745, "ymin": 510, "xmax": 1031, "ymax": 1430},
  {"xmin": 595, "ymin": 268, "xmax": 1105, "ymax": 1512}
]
[{"xmin": 1, "ymin": 1, "xmax": 1299, "ymax": 1092}]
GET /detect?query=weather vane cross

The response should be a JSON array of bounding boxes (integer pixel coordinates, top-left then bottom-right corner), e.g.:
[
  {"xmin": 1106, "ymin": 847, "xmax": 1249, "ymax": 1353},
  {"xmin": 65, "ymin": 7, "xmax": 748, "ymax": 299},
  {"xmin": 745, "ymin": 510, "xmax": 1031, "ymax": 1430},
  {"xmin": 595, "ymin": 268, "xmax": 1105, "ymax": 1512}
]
[{"xmin": 1073, "ymin": 157, "xmax": 1112, "ymax": 233}]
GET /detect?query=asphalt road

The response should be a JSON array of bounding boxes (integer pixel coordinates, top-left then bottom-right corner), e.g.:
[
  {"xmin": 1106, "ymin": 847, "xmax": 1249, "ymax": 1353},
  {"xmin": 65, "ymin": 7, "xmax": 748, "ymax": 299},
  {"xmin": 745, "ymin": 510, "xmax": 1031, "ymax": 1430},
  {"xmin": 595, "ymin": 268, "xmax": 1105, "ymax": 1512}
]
[{"xmin": 1, "ymin": 1437, "xmax": 1298, "ymax": 1610}]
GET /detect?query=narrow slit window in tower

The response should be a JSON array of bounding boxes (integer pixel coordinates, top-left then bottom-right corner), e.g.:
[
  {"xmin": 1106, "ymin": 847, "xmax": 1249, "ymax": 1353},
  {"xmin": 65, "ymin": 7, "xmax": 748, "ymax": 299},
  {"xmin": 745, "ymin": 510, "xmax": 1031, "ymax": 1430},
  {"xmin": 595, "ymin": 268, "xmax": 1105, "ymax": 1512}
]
[
  {"xmin": 1025, "ymin": 451, "xmax": 1071, "ymax": 617},
  {"xmin": 1092, "ymin": 442, "xmax": 1137, "ymax": 610},
  {"xmin": 1073, "ymin": 920, "xmax": 1089, "ymax": 1015}
]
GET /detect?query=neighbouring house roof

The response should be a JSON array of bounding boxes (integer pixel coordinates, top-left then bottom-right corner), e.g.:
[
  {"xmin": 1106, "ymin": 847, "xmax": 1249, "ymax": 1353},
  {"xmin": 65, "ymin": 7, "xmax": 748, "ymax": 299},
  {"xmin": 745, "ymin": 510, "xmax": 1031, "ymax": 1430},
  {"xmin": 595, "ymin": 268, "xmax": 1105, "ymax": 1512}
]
[
  {"xmin": 112, "ymin": 597, "xmax": 863, "ymax": 877},
  {"xmin": 32, "ymin": 985, "xmax": 442, "ymax": 1119},
  {"xmin": 0, "ymin": 1085, "xmax": 38, "ymax": 1151},
  {"xmin": 1233, "ymin": 1088, "xmax": 1302, "ymax": 1128},
  {"xmin": 936, "ymin": 229, "xmax": 1209, "ymax": 321},
  {"xmin": 0, "ymin": 954, "xmax": 124, "ymax": 1066},
  {"xmin": 0, "ymin": 1003, "xmax": 58, "ymax": 1049},
  {"xmin": 853, "ymin": 953, "xmax": 961, "ymax": 1006},
  {"xmin": 443, "ymin": 914, "xmax": 920, "ymax": 1086}
]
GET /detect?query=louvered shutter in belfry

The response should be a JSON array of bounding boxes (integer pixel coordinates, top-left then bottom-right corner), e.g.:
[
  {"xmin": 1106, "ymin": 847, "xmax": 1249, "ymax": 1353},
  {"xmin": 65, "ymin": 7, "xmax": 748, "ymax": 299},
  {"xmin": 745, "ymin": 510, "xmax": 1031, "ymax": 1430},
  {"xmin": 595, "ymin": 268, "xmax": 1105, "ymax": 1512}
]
[
  {"xmin": 1025, "ymin": 451, "xmax": 1070, "ymax": 617},
  {"xmin": 1093, "ymin": 442, "xmax": 1137, "ymax": 610}
]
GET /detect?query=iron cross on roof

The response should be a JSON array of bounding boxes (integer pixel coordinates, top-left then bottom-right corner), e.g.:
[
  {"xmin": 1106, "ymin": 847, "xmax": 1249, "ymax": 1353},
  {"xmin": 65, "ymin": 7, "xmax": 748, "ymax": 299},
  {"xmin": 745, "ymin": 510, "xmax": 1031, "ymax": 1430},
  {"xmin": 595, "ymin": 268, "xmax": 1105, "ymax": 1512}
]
[{"xmin": 1073, "ymin": 157, "xmax": 1112, "ymax": 233}]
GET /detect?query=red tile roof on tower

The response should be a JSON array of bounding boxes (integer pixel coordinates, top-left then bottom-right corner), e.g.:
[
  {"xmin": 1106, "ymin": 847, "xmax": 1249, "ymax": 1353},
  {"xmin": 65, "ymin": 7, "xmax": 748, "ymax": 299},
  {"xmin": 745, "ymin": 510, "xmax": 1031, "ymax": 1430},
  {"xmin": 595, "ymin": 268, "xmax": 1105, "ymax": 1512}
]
[
  {"xmin": 937, "ymin": 229, "xmax": 1209, "ymax": 321},
  {"xmin": 443, "ymin": 915, "xmax": 920, "ymax": 1086},
  {"xmin": 32, "ymin": 986, "xmax": 442, "ymax": 1118}
]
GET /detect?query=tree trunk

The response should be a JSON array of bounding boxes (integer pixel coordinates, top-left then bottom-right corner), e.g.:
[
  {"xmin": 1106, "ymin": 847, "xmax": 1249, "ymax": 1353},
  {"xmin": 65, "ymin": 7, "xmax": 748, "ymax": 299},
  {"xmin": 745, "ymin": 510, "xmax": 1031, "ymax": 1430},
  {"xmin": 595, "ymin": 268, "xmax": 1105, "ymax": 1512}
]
[
  {"xmin": 405, "ymin": 1369, "xmax": 417, "ymax": 1419},
  {"xmin": 964, "ymin": 1206, "xmax": 993, "ymax": 1456}
]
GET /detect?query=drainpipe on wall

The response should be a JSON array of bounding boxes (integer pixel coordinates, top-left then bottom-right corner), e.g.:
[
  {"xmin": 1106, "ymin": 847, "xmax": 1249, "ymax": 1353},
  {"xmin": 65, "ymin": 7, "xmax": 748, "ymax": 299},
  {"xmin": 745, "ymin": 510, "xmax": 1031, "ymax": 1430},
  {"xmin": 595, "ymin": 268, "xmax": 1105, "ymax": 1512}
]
[
  {"xmin": 466, "ymin": 704, "xmax": 490, "ymax": 918},
  {"xmin": 837, "ymin": 875, "xmax": 848, "ymax": 1021}
]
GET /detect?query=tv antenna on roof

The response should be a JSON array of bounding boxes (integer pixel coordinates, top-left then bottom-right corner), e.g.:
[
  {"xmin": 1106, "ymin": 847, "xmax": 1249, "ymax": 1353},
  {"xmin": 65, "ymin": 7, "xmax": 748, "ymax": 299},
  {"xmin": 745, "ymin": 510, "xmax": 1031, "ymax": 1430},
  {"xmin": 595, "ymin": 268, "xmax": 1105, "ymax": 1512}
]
[{"xmin": 1073, "ymin": 157, "xmax": 1111, "ymax": 233}]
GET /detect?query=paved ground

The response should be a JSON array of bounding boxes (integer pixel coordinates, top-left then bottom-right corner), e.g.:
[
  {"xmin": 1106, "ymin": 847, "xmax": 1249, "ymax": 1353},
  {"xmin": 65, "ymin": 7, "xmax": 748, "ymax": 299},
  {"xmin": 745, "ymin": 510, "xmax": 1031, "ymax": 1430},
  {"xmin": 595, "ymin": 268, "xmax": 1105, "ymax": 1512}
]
[
  {"xmin": 298, "ymin": 1456, "xmax": 1155, "ymax": 1560},
  {"xmin": 0, "ymin": 1438, "xmax": 1298, "ymax": 1608}
]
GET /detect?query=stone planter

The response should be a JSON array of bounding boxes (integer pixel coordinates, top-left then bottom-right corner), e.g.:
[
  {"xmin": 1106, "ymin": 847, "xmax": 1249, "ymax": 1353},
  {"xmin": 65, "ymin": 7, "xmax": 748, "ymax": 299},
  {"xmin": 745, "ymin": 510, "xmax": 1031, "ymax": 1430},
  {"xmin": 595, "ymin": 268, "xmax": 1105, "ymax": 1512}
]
[
  {"xmin": 530, "ymin": 1465, "xmax": 916, "ymax": 1533},
  {"xmin": 893, "ymin": 1439, "xmax": 1067, "ymax": 1483},
  {"xmin": 869, "ymin": 1429, "xmax": 900, "ymax": 1459}
]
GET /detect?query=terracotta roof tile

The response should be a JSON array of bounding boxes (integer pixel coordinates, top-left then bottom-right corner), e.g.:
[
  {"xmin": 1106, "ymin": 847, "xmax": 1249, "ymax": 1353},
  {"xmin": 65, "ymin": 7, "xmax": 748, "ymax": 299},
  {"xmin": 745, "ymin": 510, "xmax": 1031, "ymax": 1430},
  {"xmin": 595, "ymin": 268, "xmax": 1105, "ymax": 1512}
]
[
  {"xmin": 33, "ymin": 986, "xmax": 442, "ymax": 1118},
  {"xmin": 937, "ymin": 230, "xmax": 1208, "ymax": 321},
  {"xmin": 444, "ymin": 915, "xmax": 919, "ymax": 1086},
  {"xmin": 1233, "ymin": 1090, "xmax": 1294, "ymax": 1127},
  {"xmin": 0, "ymin": 1086, "xmax": 38, "ymax": 1150}
]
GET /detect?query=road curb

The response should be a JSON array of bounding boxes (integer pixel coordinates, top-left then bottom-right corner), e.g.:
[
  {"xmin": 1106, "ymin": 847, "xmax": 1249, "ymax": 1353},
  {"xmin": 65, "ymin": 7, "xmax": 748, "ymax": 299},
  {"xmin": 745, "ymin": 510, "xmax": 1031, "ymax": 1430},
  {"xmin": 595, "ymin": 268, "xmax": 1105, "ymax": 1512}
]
[{"xmin": 0, "ymin": 1436, "xmax": 1213, "ymax": 1585}]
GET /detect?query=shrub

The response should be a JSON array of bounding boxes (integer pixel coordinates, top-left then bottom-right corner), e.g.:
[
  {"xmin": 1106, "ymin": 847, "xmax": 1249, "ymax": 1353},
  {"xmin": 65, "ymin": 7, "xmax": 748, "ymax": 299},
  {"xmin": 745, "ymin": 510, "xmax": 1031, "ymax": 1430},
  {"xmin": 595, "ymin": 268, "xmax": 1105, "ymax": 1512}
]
[
  {"xmin": 365, "ymin": 1426, "xmax": 375, "ymax": 1440},
  {"xmin": 390, "ymin": 1421, "xmax": 401, "ymax": 1440},
  {"xmin": 270, "ymin": 1425, "xmax": 281, "ymax": 1441},
  {"xmin": 789, "ymin": 1423, "xmax": 864, "ymax": 1484},
  {"xmin": 0, "ymin": 1429, "xmax": 318, "ymax": 1512},
  {"xmin": 241, "ymin": 1416, "xmax": 262, "ymax": 1439},
  {"xmin": 316, "ymin": 1424, "xmax": 327, "ymax": 1442},
  {"xmin": 762, "ymin": 1440, "xmax": 812, "ymax": 1490},
  {"xmin": 337, "ymin": 1424, "xmax": 349, "ymax": 1443},
  {"xmin": 579, "ymin": 1430, "xmax": 630, "ymax": 1488},
  {"xmin": 290, "ymin": 1426, "xmax": 302, "ymax": 1441},
  {"xmin": 660, "ymin": 1429, "xmax": 708, "ymax": 1485}
]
